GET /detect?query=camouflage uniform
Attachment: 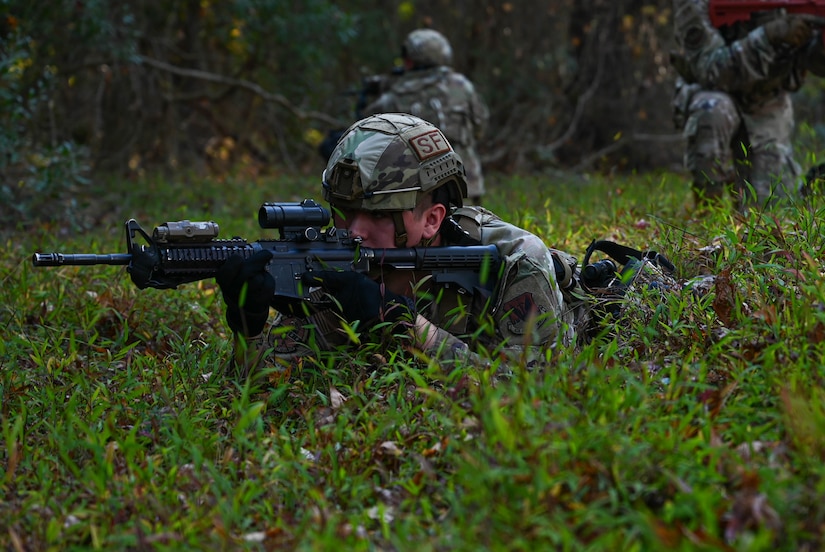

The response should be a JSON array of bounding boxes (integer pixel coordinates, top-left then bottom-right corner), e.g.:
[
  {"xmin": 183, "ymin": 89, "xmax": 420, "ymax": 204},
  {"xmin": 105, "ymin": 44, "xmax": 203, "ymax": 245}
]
[
  {"xmin": 362, "ymin": 30, "xmax": 490, "ymax": 201},
  {"xmin": 671, "ymin": 0, "xmax": 825, "ymax": 208},
  {"xmin": 425, "ymin": 205, "xmax": 583, "ymax": 361},
  {"xmin": 233, "ymin": 114, "xmax": 583, "ymax": 374}
]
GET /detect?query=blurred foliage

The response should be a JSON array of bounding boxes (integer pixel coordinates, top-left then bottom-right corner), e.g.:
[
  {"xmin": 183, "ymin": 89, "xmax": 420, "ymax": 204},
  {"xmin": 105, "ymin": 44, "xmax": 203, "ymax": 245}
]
[
  {"xmin": 0, "ymin": 17, "xmax": 90, "ymax": 229},
  {"xmin": 2, "ymin": 0, "xmax": 825, "ymax": 228},
  {"xmin": 0, "ymin": 1, "xmax": 681, "ymax": 183}
]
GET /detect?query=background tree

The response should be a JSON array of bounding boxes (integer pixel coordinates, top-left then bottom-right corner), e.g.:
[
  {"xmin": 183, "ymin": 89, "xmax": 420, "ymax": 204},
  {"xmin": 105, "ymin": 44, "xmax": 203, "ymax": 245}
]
[{"xmin": 2, "ymin": 0, "xmax": 823, "ymax": 226}]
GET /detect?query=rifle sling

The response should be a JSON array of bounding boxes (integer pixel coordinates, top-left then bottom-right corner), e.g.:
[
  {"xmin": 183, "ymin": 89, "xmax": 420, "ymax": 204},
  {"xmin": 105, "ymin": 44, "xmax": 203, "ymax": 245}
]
[{"xmin": 584, "ymin": 239, "xmax": 675, "ymax": 273}]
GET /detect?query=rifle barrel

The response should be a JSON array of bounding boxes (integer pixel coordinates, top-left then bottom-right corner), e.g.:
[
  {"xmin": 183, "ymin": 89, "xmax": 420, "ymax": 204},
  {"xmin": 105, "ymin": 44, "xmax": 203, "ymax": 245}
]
[{"xmin": 32, "ymin": 253, "xmax": 133, "ymax": 267}]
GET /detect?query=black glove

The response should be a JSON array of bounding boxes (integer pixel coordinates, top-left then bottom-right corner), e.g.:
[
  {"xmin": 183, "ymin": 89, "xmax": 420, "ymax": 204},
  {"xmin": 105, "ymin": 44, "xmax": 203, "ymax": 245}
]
[
  {"xmin": 764, "ymin": 15, "xmax": 813, "ymax": 49},
  {"xmin": 215, "ymin": 250, "xmax": 275, "ymax": 336},
  {"xmin": 301, "ymin": 270, "xmax": 415, "ymax": 328}
]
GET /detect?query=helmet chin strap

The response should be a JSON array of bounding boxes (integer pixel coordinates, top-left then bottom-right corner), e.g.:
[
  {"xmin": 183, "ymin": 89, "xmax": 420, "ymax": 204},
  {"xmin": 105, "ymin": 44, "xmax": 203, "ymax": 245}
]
[
  {"xmin": 391, "ymin": 212, "xmax": 408, "ymax": 247},
  {"xmin": 393, "ymin": 216, "xmax": 441, "ymax": 248}
]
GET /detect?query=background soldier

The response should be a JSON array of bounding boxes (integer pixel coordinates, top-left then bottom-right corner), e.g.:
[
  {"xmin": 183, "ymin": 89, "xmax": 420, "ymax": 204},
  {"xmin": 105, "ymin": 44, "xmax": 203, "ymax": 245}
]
[
  {"xmin": 671, "ymin": 0, "xmax": 825, "ymax": 210},
  {"xmin": 361, "ymin": 29, "xmax": 490, "ymax": 204}
]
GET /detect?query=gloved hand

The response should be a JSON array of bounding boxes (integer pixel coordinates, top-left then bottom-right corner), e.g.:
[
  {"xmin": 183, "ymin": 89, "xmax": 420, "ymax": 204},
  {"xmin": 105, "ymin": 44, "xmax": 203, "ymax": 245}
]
[
  {"xmin": 764, "ymin": 15, "xmax": 814, "ymax": 49},
  {"xmin": 301, "ymin": 270, "xmax": 416, "ymax": 328},
  {"xmin": 215, "ymin": 250, "xmax": 275, "ymax": 336}
]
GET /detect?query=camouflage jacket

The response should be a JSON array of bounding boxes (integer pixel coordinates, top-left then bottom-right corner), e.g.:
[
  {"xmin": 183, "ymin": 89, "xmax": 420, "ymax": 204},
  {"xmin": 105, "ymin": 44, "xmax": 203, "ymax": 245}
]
[
  {"xmin": 421, "ymin": 206, "xmax": 583, "ymax": 360},
  {"xmin": 671, "ymin": 0, "xmax": 825, "ymax": 112},
  {"xmin": 234, "ymin": 206, "xmax": 584, "ymax": 374},
  {"xmin": 362, "ymin": 67, "xmax": 489, "ymax": 195}
]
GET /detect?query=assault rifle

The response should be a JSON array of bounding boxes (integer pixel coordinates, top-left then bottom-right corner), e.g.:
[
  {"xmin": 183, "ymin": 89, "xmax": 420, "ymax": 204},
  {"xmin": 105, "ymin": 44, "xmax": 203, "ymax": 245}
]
[
  {"xmin": 709, "ymin": 0, "xmax": 825, "ymax": 31},
  {"xmin": 32, "ymin": 199, "xmax": 501, "ymax": 312},
  {"xmin": 346, "ymin": 67, "xmax": 405, "ymax": 118},
  {"xmin": 320, "ymin": 67, "xmax": 406, "ymax": 161}
]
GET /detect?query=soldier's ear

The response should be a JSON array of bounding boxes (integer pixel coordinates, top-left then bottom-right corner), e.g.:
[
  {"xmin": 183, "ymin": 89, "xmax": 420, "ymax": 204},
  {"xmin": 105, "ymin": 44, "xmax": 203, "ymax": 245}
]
[{"xmin": 422, "ymin": 202, "xmax": 447, "ymax": 239}]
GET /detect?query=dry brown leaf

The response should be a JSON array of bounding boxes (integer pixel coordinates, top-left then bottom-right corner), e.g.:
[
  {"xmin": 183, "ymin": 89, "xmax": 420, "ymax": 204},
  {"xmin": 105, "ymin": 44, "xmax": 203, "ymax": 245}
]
[
  {"xmin": 723, "ymin": 489, "xmax": 781, "ymax": 543},
  {"xmin": 713, "ymin": 267, "xmax": 736, "ymax": 327},
  {"xmin": 330, "ymin": 386, "xmax": 346, "ymax": 410},
  {"xmin": 378, "ymin": 441, "xmax": 403, "ymax": 457}
]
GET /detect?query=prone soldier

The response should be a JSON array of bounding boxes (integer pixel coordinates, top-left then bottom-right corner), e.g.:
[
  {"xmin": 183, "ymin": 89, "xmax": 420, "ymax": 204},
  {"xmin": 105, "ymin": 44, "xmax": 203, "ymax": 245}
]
[{"xmin": 218, "ymin": 113, "xmax": 585, "ymax": 376}]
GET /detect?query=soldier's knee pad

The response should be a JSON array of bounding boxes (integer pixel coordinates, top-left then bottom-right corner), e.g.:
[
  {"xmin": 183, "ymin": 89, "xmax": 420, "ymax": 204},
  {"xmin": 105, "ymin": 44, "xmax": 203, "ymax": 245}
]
[{"xmin": 685, "ymin": 91, "xmax": 739, "ymax": 142}]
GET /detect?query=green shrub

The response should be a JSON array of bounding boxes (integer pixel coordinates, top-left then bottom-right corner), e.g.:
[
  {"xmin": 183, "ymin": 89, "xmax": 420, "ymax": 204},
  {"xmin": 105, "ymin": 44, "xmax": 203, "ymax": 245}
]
[{"xmin": 0, "ymin": 28, "xmax": 90, "ymax": 229}]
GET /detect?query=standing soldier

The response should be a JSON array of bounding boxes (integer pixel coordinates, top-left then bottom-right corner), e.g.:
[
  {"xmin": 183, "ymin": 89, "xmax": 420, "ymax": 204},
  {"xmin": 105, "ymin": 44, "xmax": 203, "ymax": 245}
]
[
  {"xmin": 670, "ymin": 0, "xmax": 825, "ymax": 210},
  {"xmin": 362, "ymin": 29, "xmax": 490, "ymax": 204}
]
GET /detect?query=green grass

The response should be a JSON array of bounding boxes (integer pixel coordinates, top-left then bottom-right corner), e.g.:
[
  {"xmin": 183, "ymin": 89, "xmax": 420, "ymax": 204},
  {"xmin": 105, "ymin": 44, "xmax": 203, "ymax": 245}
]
[{"xmin": 2, "ymin": 170, "xmax": 825, "ymax": 550}]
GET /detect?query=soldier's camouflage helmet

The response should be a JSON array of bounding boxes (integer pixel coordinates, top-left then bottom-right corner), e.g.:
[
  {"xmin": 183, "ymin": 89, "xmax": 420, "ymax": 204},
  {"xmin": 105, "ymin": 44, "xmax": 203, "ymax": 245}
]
[
  {"xmin": 403, "ymin": 29, "xmax": 453, "ymax": 68},
  {"xmin": 323, "ymin": 113, "xmax": 467, "ymax": 245}
]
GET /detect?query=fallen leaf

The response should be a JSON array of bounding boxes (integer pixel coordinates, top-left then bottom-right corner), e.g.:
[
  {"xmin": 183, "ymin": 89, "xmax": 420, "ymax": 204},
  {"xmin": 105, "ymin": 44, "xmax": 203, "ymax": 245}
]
[
  {"xmin": 378, "ymin": 441, "xmax": 403, "ymax": 457},
  {"xmin": 713, "ymin": 268, "xmax": 736, "ymax": 327},
  {"xmin": 330, "ymin": 386, "xmax": 346, "ymax": 409},
  {"xmin": 367, "ymin": 505, "xmax": 394, "ymax": 523}
]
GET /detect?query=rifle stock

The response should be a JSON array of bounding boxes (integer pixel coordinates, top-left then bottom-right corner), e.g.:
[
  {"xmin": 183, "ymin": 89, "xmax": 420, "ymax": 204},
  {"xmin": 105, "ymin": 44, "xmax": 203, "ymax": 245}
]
[{"xmin": 32, "ymin": 199, "xmax": 502, "ymax": 311}]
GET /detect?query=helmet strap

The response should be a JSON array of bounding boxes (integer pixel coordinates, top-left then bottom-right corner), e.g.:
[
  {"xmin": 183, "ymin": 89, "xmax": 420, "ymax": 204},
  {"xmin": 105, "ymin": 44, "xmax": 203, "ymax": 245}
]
[{"xmin": 392, "ymin": 212, "xmax": 408, "ymax": 247}]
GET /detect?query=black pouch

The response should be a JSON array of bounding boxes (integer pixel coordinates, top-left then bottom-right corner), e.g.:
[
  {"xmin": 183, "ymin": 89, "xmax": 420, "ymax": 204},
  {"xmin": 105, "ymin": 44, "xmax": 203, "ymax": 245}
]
[{"xmin": 580, "ymin": 240, "xmax": 677, "ymax": 333}]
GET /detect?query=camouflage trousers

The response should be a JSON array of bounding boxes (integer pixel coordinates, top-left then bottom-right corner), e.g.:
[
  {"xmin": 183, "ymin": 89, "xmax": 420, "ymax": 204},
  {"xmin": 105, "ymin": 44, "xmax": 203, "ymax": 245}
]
[{"xmin": 682, "ymin": 89, "xmax": 801, "ymax": 209}]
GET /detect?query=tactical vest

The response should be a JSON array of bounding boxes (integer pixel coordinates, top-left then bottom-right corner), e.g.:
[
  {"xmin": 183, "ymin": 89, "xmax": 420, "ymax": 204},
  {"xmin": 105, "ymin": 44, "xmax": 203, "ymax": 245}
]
[{"xmin": 388, "ymin": 68, "xmax": 476, "ymax": 147}]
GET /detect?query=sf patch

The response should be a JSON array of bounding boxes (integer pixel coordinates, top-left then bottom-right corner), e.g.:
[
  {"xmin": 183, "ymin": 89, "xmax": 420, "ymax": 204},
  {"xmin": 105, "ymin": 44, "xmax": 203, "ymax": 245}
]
[{"xmin": 409, "ymin": 129, "xmax": 451, "ymax": 160}]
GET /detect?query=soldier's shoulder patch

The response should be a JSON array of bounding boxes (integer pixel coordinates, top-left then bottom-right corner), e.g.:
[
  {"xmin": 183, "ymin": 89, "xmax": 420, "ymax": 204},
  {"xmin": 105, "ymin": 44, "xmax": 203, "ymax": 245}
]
[
  {"xmin": 502, "ymin": 292, "xmax": 537, "ymax": 320},
  {"xmin": 501, "ymin": 291, "xmax": 546, "ymax": 335},
  {"xmin": 409, "ymin": 129, "xmax": 451, "ymax": 160}
]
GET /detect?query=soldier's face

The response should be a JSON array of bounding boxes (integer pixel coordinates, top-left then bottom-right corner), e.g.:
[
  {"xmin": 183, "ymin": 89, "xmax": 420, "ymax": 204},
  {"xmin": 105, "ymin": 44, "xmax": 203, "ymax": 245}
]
[{"xmin": 334, "ymin": 203, "xmax": 446, "ymax": 248}]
